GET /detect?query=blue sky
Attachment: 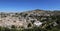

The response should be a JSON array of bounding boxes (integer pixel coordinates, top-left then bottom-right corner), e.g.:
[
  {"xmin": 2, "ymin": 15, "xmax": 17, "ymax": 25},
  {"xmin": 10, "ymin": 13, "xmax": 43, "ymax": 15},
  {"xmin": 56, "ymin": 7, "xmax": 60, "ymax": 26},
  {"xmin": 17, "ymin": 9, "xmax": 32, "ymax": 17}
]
[{"xmin": 0, "ymin": 0, "xmax": 60, "ymax": 12}]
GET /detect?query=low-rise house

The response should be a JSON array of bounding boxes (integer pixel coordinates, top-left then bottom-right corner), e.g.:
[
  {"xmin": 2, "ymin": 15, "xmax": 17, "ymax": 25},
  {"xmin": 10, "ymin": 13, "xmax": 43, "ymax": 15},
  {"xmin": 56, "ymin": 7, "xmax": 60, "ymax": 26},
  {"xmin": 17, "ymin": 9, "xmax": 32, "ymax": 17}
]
[{"xmin": 34, "ymin": 21, "xmax": 42, "ymax": 27}]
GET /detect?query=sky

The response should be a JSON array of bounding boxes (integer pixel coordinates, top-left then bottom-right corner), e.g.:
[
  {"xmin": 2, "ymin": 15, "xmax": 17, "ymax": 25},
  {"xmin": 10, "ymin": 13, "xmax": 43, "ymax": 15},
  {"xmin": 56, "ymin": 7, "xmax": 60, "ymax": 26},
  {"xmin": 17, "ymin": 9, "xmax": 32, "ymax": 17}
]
[{"xmin": 0, "ymin": 0, "xmax": 60, "ymax": 12}]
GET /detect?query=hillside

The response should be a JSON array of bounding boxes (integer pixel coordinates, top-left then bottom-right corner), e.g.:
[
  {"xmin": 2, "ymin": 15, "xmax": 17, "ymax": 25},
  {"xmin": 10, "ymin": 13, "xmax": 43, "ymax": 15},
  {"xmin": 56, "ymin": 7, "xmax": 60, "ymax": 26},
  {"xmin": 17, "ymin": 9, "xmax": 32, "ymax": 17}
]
[{"xmin": 0, "ymin": 9, "xmax": 60, "ymax": 31}]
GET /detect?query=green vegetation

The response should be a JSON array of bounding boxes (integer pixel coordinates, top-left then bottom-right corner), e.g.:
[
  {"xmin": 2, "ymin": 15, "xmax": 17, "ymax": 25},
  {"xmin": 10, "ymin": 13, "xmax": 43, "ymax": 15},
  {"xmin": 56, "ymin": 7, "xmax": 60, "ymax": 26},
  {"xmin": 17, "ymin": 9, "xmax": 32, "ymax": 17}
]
[
  {"xmin": 0, "ymin": 27, "xmax": 47, "ymax": 31},
  {"xmin": 0, "ymin": 15, "xmax": 60, "ymax": 31}
]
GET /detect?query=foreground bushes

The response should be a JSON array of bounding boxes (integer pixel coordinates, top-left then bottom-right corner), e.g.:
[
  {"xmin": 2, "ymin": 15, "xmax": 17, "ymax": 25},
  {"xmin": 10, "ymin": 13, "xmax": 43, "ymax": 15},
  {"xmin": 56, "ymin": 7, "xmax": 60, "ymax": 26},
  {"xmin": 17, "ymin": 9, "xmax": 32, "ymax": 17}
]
[
  {"xmin": 1, "ymin": 26, "xmax": 60, "ymax": 31},
  {"xmin": 0, "ymin": 27, "xmax": 47, "ymax": 31}
]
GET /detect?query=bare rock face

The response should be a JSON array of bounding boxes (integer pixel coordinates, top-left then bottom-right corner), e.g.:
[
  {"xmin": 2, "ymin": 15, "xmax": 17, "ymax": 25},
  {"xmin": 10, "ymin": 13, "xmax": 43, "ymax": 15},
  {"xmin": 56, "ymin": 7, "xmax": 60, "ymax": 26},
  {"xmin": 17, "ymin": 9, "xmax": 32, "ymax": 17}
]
[{"xmin": 0, "ymin": 9, "xmax": 60, "ymax": 29}]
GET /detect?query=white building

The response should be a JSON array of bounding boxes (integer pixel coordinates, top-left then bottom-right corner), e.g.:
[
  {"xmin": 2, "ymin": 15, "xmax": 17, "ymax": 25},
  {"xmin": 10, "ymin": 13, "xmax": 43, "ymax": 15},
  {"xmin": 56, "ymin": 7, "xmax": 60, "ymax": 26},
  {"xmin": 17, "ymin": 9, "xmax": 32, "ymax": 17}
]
[{"xmin": 34, "ymin": 21, "xmax": 42, "ymax": 27}]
